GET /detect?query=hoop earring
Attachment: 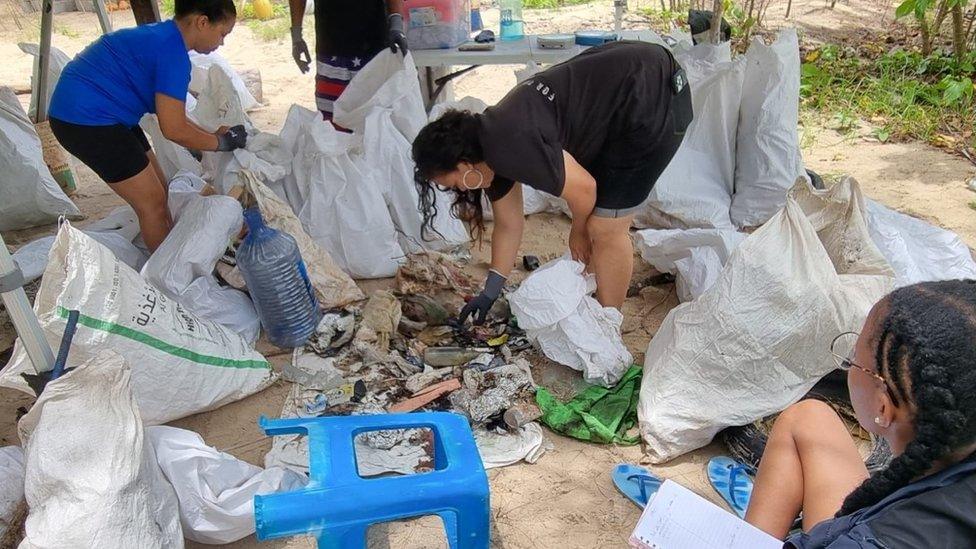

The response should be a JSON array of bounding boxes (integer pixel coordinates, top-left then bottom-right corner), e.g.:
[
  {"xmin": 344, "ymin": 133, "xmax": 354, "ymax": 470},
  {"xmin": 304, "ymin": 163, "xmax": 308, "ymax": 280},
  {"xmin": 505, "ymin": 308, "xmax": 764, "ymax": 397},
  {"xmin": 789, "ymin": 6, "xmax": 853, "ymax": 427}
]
[{"xmin": 461, "ymin": 169, "xmax": 484, "ymax": 190}]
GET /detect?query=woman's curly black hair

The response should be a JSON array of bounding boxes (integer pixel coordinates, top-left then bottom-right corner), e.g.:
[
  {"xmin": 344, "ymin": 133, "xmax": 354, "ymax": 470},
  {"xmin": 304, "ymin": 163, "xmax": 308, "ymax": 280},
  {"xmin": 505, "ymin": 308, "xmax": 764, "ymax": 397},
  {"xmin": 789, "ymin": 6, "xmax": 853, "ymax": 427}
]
[
  {"xmin": 838, "ymin": 279, "xmax": 976, "ymax": 515},
  {"xmin": 411, "ymin": 109, "xmax": 487, "ymax": 241}
]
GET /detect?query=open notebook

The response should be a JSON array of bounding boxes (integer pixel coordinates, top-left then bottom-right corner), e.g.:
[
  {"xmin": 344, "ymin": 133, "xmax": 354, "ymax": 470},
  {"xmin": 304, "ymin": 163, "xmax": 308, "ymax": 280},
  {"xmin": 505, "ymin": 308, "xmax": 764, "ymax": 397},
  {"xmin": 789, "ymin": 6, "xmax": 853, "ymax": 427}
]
[{"xmin": 630, "ymin": 480, "xmax": 783, "ymax": 549}]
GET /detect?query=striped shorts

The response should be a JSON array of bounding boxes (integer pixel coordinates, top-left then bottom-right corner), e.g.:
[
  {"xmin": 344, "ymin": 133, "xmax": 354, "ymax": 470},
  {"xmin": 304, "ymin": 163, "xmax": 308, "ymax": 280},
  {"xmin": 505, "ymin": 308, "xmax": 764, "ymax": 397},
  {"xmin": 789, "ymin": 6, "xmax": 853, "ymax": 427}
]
[{"xmin": 315, "ymin": 54, "xmax": 369, "ymax": 122}]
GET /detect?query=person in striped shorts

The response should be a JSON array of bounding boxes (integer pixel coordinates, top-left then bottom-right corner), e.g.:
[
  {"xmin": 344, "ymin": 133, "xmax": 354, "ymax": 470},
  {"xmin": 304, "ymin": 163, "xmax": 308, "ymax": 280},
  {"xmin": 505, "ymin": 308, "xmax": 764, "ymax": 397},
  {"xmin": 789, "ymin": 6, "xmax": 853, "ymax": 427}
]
[{"xmin": 288, "ymin": 0, "xmax": 406, "ymax": 124}]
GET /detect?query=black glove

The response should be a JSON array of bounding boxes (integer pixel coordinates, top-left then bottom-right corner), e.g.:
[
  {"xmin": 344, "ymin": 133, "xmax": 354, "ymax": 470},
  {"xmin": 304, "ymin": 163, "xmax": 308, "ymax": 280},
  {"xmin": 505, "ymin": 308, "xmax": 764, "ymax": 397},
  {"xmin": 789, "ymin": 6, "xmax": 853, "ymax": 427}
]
[
  {"xmin": 291, "ymin": 26, "xmax": 311, "ymax": 73},
  {"xmin": 387, "ymin": 13, "xmax": 408, "ymax": 54},
  {"xmin": 215, "ymin": 125, "xmax": 247, "ymax": 152},
  {"xmin": 459, "ymin": 270, "xmax": 506, "ymax": 325}
]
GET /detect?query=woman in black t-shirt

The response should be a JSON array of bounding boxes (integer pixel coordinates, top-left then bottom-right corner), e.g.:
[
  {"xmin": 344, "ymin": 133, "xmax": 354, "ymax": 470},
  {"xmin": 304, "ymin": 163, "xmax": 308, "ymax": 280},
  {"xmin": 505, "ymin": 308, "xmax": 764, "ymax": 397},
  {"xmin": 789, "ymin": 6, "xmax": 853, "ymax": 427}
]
[{"xmin": 411, "ymin": 41, "xmax": 692, "ymax": 323}]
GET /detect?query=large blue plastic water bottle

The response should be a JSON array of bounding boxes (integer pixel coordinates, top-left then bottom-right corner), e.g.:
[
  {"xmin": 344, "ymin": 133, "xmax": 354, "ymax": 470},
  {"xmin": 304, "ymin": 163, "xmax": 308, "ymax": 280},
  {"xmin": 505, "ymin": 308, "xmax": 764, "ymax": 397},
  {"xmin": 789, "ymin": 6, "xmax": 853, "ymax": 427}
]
[{"xmin": 237, "ymin": 207, "xmax": 321, "ymax": 348}]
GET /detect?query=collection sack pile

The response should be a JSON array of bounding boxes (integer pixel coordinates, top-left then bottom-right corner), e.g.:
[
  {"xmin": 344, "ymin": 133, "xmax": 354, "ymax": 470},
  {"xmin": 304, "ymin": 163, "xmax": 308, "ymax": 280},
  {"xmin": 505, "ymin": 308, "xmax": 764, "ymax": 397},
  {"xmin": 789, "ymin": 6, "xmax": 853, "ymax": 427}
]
[
  {"xmin": 18, "ymin": 351, "xmax": 183, "ymax": 548},
  {"xmin": 143, "ymin": 174, "xmax": 261, "ymax": 344},
  {"xmin": 635, "ymin": 30, "xmax": 806, "ymax": 231},
  {"xmin": 0, "ymin": 86, "xmax": 81, "ymax": 231},
  {"xmin": 638, "ymin": 178, "xmax": 894, "ymax": 462},
  {"xmin": 1, "ymin": 223, "xmax": 273, "ymax": 425}
]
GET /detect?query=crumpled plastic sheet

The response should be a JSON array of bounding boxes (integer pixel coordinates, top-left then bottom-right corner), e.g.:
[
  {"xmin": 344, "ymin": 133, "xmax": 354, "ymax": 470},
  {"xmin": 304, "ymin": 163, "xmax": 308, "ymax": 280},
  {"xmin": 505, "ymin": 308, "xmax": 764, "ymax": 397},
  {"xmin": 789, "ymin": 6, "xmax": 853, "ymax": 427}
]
[
  {"xmin": 0, "ymin": 446, "xmax": 25, "ymax": 539},
  {"xmin": 509, "ymin": 258, "xmax": 632, "ymax": 387},
  {"xmin": 634, "ymin": 228, "xmax": 747, "ymax": 302},
  {"xmin": 148, "ymin": 426, "xmax": 306, "ymax": 545}
]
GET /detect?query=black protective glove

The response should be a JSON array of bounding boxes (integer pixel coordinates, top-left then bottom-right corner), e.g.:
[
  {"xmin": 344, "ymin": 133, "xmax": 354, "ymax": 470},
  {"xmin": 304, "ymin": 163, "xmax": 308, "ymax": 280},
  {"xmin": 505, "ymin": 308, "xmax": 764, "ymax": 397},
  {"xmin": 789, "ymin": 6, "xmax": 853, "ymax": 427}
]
[
  {"xmin": 291, "ymin": 26, "xmax": 311, "ymax": 73},
  {"xmin": 459, "ymin": 270, "xmax": 506, "ymax": 325},
  {"xmin": 215, "ymin": 125, "xmax": 247, "ymax": 152},
  {"xmin": 387, "ymin": 13, "xmax": 408, "ymax": 54}
]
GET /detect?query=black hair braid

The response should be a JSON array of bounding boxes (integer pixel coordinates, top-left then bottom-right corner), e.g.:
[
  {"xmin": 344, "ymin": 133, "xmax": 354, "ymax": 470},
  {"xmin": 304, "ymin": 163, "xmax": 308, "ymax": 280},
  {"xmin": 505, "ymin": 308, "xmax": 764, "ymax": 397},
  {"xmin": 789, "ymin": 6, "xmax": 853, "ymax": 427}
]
[
  {"xmin": 412, "ymin": 109, "xmax": 486, "ymax": 242},
  {"xmin": 838, "ymin": 280, "xmax": 976, "ymax": 516}
]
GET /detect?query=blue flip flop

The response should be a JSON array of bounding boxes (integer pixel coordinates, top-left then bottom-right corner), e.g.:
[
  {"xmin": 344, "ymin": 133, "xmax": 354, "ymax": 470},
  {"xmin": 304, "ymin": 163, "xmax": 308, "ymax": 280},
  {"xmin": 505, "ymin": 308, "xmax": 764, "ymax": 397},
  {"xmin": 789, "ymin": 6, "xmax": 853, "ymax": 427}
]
[
  {"xmin": 612, "ymin": 464, "xmax": 663, "ymax": 508},
  {"xmin": 707, "ymin": 456, "xmax": 754, "ymax": 518}
]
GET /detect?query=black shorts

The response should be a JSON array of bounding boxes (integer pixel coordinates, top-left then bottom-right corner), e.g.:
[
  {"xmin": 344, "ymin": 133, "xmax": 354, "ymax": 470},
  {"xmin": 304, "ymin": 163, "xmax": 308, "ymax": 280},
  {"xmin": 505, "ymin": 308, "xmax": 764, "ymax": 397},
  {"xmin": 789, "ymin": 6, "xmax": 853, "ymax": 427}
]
[
  {"xmin": 589, "ymin": 71, "xmax": 693, "ymax": 217},
  {"xmin": 49, "ymin": 117, "xmax": 152, "ymax": 184}
]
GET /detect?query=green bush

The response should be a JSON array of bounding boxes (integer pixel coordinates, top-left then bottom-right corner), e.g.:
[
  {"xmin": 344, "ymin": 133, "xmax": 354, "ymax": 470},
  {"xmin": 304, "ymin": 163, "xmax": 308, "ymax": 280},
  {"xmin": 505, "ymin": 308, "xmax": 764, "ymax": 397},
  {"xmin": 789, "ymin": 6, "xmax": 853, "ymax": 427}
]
[
  {"xmin": 801, "ymin": 44, "xmax": 976, "ymax": 148},
  {"xmin": 524, "ymin": 0, "xmax": 594, "ymax": 9}
]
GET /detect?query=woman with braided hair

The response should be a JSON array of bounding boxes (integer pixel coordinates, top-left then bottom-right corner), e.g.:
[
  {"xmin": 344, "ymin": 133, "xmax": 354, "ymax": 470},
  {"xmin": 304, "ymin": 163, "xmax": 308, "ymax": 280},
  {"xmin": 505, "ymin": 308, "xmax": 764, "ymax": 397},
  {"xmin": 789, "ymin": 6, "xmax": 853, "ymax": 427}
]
[{"xmin": 745, "ymin": 279, "xmax": 976, "ymax": 547}]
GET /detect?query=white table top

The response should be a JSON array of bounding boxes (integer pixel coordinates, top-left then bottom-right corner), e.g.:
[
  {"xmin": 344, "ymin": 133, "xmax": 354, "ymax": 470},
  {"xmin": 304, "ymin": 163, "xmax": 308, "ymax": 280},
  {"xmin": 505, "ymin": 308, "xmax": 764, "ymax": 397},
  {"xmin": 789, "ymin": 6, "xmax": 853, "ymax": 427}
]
[{"xmin": 411, "ymin": 30, "xmax": 665, "ymax": 68}]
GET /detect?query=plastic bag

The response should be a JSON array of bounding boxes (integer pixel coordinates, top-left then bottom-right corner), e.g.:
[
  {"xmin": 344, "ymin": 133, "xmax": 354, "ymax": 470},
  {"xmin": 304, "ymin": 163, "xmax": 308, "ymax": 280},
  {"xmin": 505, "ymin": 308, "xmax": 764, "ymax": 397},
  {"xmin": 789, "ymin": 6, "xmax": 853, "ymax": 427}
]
[
  {"xmin": 18, "ymin": 43, "xmax": 71, "ymax": 122},
  {"xmin": 333, "ymin": 50, "xmax": 427, "ymax": 141},
  {"xmin": 0, "ymin": 86, "xmax": 80, "ymax": 231},
  {"xmin": 192, "ymin": 63, "xmax": 253, "ymax": 133},
  {"xmin": 13, "ymin": 220, "xmax": 149, "ymax": 284},
  {"xmin": 635, "ymin": 228, "xmax": 746, "ymax": 302},
  {"xmin": 364, "ymin": 107, "xmax": 468, "ymax": 252},
  {"xmin": 731, "ymin": 29, "xmax": 806, "ymax": 228},
  {"xmin": 18, "ymin": 351, "xmax": 183, "ymax": 549},
  {"xmin": 0, "ymin": 446, "xmax": 24, "ymax": 539},
  {"xmin": 865, "ymin": 198, "xmax": 976, "ymax": 287},
  {"xmin": 638, "ymin": 178, "xmax": 894, "ymax": 462},
  {"xmin": 335, "ymin": 51, "xmax": 468, "ymax": 251},
  {"xmin": 292, "ymin": 118, "xmax": 404, "ymax": 279},
  {"xmin": 142, "ymin": 193, "xmax": 261, "ymax": 345},
  {"xmin": 509, "ymin": 257, "xmax": 632, "ymax": 387},
  {"xmin": 428, "ymin": 96, "xmax": 488, "ymax": 121},
  {"xmin": 0, "ymin": 223, "xmax": 273, "ymax": 425},
  {"xmin": 189, "ymin": 51, "xmax": 260, "ymax": 112},
  {"xmin": 637, "ymin": 51, "xmax": 743, "ymax": 230},
  {"xmin": 139, "ymin": 96, "xmax": 203, "ymax": 182},
  {"xmin": 148, "ymin": 426, "xmax": 306, "ymax": 545},
  {"xmin": 243, "ymin": 170, "xmax": 364, "ymax": 307}
]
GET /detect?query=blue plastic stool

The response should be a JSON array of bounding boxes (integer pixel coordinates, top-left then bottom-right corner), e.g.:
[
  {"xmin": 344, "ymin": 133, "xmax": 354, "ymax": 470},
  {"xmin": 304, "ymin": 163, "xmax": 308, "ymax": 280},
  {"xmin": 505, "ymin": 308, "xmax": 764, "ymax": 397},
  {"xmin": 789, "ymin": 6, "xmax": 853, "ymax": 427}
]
[{"xmin": 254, "ymin": 412, "xmax": 491, "ymax": 548}]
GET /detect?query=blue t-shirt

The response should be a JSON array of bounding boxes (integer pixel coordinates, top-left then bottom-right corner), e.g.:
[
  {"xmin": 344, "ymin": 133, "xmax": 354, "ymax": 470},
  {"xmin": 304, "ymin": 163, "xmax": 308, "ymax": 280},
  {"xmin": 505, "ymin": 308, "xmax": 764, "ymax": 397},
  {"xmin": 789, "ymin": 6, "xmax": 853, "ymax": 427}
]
[{"xmin": 49, "ymin": 20, "xmax": 191, "ymax": 127}]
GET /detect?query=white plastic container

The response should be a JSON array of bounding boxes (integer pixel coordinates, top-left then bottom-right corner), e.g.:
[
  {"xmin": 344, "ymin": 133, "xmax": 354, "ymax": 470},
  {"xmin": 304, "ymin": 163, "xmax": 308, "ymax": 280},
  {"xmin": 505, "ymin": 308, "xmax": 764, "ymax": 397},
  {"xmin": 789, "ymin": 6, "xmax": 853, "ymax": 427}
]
[{"xmin": 402, "ymin": 0, "xmax": 471, "ymax": 50}]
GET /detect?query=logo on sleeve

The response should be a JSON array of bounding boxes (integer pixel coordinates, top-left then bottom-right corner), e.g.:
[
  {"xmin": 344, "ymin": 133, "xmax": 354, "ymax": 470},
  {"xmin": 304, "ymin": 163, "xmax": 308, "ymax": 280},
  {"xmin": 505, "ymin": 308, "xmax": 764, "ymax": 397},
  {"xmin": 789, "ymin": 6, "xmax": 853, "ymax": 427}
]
[{"xmin": 522, "ymin": 79, "xmax": 556, "ymax": 102}]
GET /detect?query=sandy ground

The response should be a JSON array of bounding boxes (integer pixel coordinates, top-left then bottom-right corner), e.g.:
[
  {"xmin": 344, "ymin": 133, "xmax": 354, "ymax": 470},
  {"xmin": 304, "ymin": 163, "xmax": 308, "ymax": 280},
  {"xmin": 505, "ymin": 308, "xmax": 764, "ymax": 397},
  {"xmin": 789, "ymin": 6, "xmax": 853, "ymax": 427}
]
[{"xmin": 1, "ymin": 0, "xmax": 975, "ymax": 547}]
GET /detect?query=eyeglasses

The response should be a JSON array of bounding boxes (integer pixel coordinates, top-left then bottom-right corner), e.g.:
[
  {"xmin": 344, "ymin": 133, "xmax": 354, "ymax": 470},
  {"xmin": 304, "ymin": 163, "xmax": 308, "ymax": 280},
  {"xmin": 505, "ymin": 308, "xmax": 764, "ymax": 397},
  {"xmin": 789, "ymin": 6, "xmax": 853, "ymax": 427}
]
[{"xmin": 830, "ymin": 331, "xmax": 898, "ymax": 401}]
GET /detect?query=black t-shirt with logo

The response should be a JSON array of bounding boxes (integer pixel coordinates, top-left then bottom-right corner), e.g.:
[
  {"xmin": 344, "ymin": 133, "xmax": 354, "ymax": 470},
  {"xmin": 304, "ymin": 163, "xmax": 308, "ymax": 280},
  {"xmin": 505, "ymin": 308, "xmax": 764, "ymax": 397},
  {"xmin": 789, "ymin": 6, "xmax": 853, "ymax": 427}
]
[
  {"xmin": 479, "ymin": 41, "xmax": 678, "ymax": 202},
  {"xmin": 313, "ymin": 0, "xmax": 387, "ymax": 59}
]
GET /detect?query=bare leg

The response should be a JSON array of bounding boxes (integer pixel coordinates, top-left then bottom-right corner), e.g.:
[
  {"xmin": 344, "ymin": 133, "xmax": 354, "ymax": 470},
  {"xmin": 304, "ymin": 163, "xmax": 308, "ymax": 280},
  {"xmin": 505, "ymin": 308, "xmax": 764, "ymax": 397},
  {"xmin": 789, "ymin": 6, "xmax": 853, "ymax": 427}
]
[
  {"xmin": 146, "ymin": 149, "xmax": 168, "ymax": 198},
  {"xmin": 745, "ymin": 400, "xmax": 869, "ymax": 539},
  {"xmin": 586, "ymin": 214, "xmax": 635, "ymax": 309},
  {"xmin": 108, "ymin": 163, "xmax": 172, "ymax": 252}
]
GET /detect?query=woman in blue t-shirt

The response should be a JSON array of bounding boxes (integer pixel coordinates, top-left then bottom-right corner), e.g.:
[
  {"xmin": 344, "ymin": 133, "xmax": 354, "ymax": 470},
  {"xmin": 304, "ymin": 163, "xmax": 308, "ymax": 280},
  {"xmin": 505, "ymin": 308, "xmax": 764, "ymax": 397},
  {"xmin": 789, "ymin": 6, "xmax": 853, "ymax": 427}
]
[
  {"xmin": 745, "ymin": 279, "xmax": 976, "ymax": 547},
  {"xmin": 49, "ymin": 0, "xmax": 245, "ymax": 251}
]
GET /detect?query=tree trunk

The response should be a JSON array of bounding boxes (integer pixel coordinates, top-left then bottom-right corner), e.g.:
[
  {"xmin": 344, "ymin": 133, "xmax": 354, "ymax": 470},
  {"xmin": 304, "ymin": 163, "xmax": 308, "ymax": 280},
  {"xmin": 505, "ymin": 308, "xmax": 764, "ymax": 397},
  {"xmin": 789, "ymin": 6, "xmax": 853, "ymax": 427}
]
[
  {"xmin": 951, "ymin": 2, "xmax": 967, "ymax": 60},
  {"xmin": 920, "ymin": 13, "xmax": 933, "ymax": 56},
  {"xmin": 930, "ymin": 0, "xmax": 950, "ymax": 44},
  {"xmin": 968, "ymin": 7, "xmax": 976, "ymax": 47},
  {"xmin": 748, "ymin": 0, "xmax": 755, "ymax": 20},
  {"xmin": 830, "ymin": 0, "xmax": 837, "ymax": 9},
  {"xmin": 129, "ymin": 0, "xmax": 159, "ymax": 24},
  {"xmin": 710, "ymin": 0, "xmax": 724, "ymax": 43},
  {"xmin": 786, "ymin": 0, "xmax": 793, "ymax": 18}
]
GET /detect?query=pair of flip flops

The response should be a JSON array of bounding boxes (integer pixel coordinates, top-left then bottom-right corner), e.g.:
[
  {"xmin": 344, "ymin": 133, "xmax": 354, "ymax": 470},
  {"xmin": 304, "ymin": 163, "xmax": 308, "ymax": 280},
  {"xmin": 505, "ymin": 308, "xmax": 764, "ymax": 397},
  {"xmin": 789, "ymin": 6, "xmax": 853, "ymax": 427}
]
[{"xmin": 612, "ymin": 457, "xmax": 753, "ymax": 517}]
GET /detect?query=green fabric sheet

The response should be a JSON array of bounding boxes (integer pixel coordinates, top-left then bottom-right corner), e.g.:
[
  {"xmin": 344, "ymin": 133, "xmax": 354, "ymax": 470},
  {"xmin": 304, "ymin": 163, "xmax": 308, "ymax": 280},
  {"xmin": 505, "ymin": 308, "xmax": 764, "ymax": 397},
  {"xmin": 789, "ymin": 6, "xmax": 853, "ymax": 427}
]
[{"xmin": 535, "ymin": 366, "xmax": 642, "ymax": 445}]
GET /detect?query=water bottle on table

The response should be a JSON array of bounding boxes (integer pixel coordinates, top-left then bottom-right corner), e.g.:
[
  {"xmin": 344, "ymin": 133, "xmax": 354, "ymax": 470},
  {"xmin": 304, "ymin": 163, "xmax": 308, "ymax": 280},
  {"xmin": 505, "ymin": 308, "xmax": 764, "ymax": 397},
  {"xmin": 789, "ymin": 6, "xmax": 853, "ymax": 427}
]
[
  {"xmin": 499, "ymin": 0, "xmax": 524, "ymax": 41},
  {"xmin": 237, "ymin": 207, "xmax": 321, "ymax": 348}
]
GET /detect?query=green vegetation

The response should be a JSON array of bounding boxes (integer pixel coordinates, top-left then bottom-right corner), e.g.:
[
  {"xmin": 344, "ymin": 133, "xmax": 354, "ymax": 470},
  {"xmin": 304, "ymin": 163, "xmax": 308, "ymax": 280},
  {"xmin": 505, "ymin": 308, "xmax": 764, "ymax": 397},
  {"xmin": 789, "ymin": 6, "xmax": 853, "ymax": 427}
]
[
  {"xmin": 162, "ymin": 0, "xmax": 288, "ymax": 21},
  {"xmin": 246, "ymin": 17, "xmax": 291, "ymax": 42},
  {"xmin": 237, "ymin": 0, "xmax": 289, "ymax": 21},
  {"xmin": 523, "ymin": 0, "xmax": 594, "ymax": 9},
  {"xmin": 55, "ymin": 24, "xmax": 80, "ymax": 38},
  {"xmin": 801, "ymin": 44, "xmax": 975, "ymax": 149}
]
